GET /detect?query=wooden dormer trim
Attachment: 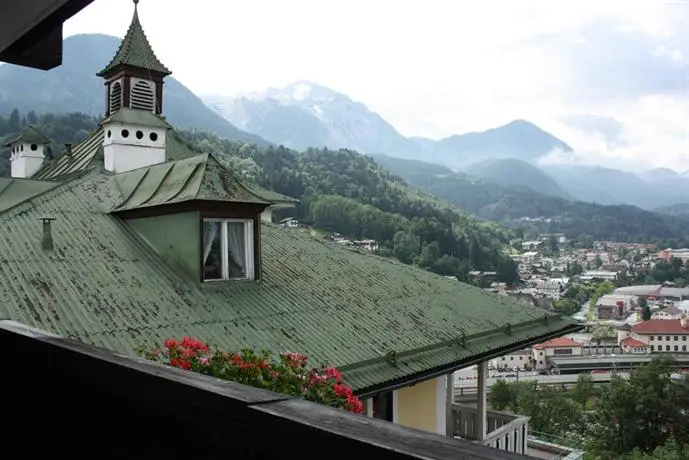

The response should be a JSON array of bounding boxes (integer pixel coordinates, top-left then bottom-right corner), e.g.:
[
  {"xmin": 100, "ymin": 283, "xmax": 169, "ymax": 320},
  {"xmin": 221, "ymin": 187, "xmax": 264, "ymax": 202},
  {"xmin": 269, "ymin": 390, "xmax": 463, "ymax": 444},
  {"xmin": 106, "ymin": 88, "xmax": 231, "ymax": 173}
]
[{"xmin": 113, "ymin": 200, "xmax": 268, "ymax": 220}]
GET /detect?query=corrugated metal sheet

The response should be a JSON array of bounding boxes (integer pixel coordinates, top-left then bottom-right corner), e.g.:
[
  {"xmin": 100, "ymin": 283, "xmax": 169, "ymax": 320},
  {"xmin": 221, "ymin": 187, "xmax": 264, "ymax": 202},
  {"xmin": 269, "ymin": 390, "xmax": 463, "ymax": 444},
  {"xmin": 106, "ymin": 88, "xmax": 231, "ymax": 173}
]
[
  {"xmin": 0, "ymin": 170, "xmax": 577, "ymax": 391},
  {"xmin": 113, "ymin": 154, "xmax": 270, "ymax": 211},
  {"xmin": 0, "ymin": 178, "xmax": 59, "ymax": 211},
  {"xmin": 33, "ymin": 129, "xmax": 104, "ymax": 180}
]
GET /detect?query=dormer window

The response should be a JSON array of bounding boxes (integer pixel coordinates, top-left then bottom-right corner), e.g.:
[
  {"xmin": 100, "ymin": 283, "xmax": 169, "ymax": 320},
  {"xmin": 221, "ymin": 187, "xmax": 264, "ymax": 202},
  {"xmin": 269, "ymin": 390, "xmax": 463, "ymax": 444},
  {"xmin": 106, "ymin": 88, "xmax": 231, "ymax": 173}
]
[{"xmin": 202, "ymin": 219, "xmax": 255, "ymax": 281}]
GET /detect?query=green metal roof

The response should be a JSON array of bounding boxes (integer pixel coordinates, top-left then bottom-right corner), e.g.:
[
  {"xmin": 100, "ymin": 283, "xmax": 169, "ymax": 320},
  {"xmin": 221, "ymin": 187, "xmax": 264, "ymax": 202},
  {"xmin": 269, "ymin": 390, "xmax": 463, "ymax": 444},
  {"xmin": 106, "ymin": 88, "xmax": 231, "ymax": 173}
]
[
  {"xmin": 246, "ymin": 183, "xmax": 300, "ymax": 205},
  {"xmin": 3, "ymin": 125, "xmax": 51, "ymax": 147},
  {"xmin": 96, "ymin": 2, "xmax": 171, "ymax": 77},
  {"xmin": 0, "ymin": 178, "xmax": 59, "ymax": 212},
  {"xmin": 32, "ymin": 127, "xmax": 300, "ymax": 207},
  {"xmin": 113, "ymin": 154, "xmax": 271, "ymax": 211},
  {"xmin": 100, "ymin": 108, "xmax": 172, "ymax": 130},
  {"xmin": 0, "ymin": 168, "xmax": 578, "ymax": 391}
]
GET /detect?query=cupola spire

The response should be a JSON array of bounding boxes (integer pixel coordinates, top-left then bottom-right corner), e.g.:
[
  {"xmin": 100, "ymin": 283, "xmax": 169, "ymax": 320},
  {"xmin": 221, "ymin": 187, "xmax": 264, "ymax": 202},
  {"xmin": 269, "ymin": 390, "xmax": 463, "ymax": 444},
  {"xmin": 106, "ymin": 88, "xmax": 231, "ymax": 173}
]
[{"xmin": 98, "ymin": 0, "xmax": 171, "ymax": 116}]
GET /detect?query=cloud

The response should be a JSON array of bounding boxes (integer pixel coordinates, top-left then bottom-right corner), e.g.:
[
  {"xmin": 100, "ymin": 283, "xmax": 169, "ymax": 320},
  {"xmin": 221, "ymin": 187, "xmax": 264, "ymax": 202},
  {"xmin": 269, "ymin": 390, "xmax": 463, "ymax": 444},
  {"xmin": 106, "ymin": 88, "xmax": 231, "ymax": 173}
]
[
  {"xmin": 560, "ymin": 115, "xmax": 625, "ymax": 144},
  {"xmin": 530, "ymin": 18, "xmax": 689, "ymax": 104},
  {"xmin": 63, "ymin": 0, "xmax": 689, "ymax": 170}
]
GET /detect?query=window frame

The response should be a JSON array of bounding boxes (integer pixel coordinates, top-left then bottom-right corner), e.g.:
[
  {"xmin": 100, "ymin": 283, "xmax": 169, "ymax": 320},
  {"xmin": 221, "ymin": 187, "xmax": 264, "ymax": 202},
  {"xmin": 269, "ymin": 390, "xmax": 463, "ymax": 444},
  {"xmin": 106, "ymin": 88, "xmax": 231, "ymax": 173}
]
[{"xmin": 202, "ymin": 218, "xmax": 255, "ymax": 282}]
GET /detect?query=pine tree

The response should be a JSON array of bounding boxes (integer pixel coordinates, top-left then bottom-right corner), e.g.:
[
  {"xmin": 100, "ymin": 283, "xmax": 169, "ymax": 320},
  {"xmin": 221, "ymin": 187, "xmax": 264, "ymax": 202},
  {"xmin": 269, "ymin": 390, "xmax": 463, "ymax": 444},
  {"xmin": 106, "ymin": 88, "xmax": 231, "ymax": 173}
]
[{"xmin": 8, "ymin": 109, "xmax": 21, "ymax": 132}]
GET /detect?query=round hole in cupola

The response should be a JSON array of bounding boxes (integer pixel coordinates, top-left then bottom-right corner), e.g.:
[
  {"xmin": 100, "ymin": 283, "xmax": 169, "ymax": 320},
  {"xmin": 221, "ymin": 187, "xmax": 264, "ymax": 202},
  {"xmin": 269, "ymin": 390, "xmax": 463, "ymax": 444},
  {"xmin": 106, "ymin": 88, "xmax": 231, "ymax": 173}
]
[
  {"xmin": 121, "ymin": 129, "xmax": 129, "ymax": 138},
  {"xmin": 149, "ymin": 132, "xmax": 158, "ymax": 142},
  {"xmin": 136, "ymin": 130, "xmax": 144, "ymax": 140},
  {"xmin": 30, "ymin": 144, "xmax": 37, "ymax": 151}
]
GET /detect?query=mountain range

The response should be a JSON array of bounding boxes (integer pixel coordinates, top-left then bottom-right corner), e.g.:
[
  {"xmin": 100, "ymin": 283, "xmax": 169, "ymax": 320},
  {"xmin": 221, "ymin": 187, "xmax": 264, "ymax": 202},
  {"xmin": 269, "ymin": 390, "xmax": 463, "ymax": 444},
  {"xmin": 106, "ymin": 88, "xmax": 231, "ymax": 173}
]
[
  {"xmin": 206, "ymin": 81, "xmax": 689, "ymax": 211},
  {"xmin": 2, "ymin": 33, "xmax": 689, "ymax": 236},
  {"xmin": 204, "ymin": 86, "xmax": 571, "ymax": 169}
]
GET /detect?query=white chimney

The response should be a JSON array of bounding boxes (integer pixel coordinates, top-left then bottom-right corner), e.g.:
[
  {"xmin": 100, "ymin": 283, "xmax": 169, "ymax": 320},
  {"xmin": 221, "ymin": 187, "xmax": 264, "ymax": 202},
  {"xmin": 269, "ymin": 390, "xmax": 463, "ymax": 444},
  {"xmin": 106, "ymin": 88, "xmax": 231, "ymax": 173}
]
[
  {"xmin": 681, "ymin": 318, "xmax": 688, "ymax": 329},
  {"xmin": 4, "ymin": 125, "xmax": 50, "ymax": 179}
]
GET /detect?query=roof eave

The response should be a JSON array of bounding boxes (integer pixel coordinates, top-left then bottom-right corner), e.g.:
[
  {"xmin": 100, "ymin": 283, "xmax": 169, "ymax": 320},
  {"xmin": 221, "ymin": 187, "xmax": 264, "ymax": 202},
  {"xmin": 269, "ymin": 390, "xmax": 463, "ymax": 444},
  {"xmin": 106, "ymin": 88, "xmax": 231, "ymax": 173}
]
[
  {"xmin": 355, "ymin": 321, "xmax": 584, "ymax": 398},
  {"xmin": 96, "ymin": 62, "xmax": 172, "ymax": 79}
]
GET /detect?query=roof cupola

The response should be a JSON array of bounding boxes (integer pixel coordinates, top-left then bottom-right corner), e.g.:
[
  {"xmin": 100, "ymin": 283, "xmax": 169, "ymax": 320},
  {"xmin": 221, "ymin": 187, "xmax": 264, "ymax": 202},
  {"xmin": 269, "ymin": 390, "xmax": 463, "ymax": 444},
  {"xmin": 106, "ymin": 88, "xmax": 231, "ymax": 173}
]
[
  {"xmin": 97, "ymin": 0, "xmax": 171, "ymax": 117},
  {"xmin": 3, "ymin": 125, "xmax": 50, "ymax": 178}
]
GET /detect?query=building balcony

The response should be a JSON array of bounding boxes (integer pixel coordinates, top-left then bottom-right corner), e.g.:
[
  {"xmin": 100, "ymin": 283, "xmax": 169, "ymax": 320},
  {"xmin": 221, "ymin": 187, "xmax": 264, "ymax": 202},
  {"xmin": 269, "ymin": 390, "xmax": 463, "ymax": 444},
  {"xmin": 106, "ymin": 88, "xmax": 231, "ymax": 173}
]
[{"xmin": 451, "ymin": 403, "xmax": 530, "ymax": 455}]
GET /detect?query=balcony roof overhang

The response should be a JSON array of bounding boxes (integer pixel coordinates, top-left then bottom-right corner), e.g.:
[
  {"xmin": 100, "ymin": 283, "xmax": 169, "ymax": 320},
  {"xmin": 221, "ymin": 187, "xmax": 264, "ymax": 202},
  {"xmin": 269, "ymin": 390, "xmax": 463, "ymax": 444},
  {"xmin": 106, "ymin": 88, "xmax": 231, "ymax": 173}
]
[{"xmin": 0, "ymin": 0, "xmax": 94, "ymax": 70}]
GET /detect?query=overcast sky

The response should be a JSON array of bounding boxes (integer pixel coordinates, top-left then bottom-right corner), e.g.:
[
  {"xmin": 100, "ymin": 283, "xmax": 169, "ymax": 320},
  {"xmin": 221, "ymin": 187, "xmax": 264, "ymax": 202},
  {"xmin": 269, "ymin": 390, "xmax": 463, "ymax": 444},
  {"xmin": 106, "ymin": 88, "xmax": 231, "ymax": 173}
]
[{"xmin": 65, "ymin": 0, "xmax": 688, "ymax": 171}]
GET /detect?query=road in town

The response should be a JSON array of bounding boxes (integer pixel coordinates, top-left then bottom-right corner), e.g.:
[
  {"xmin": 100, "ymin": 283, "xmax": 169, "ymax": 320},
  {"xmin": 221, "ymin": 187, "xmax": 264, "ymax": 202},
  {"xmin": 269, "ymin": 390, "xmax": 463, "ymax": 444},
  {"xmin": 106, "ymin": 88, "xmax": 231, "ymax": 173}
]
[{"xmin": 572, "ymin": 301, "xmax": 589, "ymax": 322}]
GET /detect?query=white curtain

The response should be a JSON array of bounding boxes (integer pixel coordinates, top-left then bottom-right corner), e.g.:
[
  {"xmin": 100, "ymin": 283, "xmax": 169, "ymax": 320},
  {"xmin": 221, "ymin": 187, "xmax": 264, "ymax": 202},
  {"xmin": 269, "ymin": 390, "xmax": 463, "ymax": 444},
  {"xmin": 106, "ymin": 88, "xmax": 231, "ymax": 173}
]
[
  {"xmin": 203, "ymin": 222, "xmax": 219, "ymax": 265},
  {"xmin": 226, "ymin": 223, "xmax": 246, "ymax": 272}
]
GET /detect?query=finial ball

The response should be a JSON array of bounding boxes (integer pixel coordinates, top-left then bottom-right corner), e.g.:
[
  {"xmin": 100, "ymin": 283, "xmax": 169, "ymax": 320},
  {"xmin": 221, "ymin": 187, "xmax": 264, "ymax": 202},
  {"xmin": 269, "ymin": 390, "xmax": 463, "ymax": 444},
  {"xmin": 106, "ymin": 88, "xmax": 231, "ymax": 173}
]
[{"xmin": 133, "ymin": 0, "xmax": 139, "ymax": 5}]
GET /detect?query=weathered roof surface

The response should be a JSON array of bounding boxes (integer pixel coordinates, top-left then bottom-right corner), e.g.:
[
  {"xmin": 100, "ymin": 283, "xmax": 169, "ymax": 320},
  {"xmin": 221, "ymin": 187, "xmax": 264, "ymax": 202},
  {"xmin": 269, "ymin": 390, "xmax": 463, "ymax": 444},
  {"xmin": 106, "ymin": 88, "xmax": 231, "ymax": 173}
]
[
  {"xmin": 100, "ymin": 108, "xmax": 172, "ymax": 129},
  {"xmin": 0, "ymin": 178, "xmax": 59, "ymax": 212},
  {"xmin": 97, "ymin": 3, "xmax": 171, "ymax": 77},
  {"xmin": 32, "ymin": 128, "xmax": 104, "ymax": 180},
  {"xmin": 3, "ymin": 125, "xmax": 51, "ymax": 147},
  {"xmin": 247, "ymin": 183, "xmax": 300, "ymax": 205},
  {"xmin": 31, "ymin": 127, "xmax": 300, "ymax": 206},
  {"xmin": 0, "ymin": 170, "xmax": 577, "ymax": 391},
  {"xmin": 113, "ymin": 154, "xmax": 270, "ymax": 211}
]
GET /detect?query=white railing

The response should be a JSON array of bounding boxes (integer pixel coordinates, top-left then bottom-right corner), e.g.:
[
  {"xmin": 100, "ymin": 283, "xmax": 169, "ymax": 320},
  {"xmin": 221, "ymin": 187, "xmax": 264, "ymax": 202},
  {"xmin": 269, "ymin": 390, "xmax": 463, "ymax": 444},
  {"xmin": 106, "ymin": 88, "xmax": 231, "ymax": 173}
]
[{"xmin": 451, "ymin": 403, "xmax": 530, "ymax": 454}]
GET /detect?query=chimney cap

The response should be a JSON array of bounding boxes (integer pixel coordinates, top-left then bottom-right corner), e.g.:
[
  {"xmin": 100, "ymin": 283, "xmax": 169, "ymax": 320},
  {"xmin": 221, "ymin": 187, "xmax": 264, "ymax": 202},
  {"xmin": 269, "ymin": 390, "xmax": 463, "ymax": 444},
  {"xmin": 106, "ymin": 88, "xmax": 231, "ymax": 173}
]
[{"xmin": 39, "ymin": 217, "xmax": 56, "ymax": 223}]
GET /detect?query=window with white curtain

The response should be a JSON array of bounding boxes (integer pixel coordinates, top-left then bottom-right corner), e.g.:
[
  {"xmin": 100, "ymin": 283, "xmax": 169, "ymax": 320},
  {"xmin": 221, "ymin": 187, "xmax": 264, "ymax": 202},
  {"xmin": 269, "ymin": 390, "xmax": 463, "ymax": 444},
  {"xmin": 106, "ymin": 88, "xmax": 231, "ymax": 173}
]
[{"xmin": 202, "ymin": 219, "xmax": 254, "ymax": 281}]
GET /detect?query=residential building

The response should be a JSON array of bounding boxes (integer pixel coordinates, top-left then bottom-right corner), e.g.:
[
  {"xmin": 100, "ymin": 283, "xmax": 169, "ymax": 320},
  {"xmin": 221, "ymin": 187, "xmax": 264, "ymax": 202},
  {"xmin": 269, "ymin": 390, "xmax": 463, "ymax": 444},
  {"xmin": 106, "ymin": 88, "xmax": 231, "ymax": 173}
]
[
  {"xmin": 0, "ymin": 2, "xmax": 580, "ymax": 456},
  {"xmin": 279, "ymin": 217, "xmax": 299, "ymax": 228},
  {"xmin": 617, "ymin": 323, "xmax": 632, "ymax": 343},
  {"xmin": 491, "ymin": 350, "xmax": 533, "ymax": 370},
  {"xmin": 651, "ymin": 306, "xmax": 683, "ymax": 320},
  {"xmin": 596, "ymin": 294, "xmax": 636, "ymax": 320},
  {"xmin": 619, "ymin": 337, "xmax": 649, "ymax": 354},
  {"xmin": 532, "ymin": 337, "xmax": 583, "ymax": 370},
  {"xmin": 514, "ymin": 251, "xmax": 541, "ymax": 264},
  {"xmin": 521, "ymin": 240, "xmax": 542, "ymax": 250},
  {"xmin": 354, "ymin": 239, "xmax": 379, "ymax": 251},
  {"xmin": 539, "ymin": 233, "xmax": 567, "ymax": 244},
  {"xmin": 657, "ymin": 248, "xmax": 689, "ymax": 263},
  {"xmin": 581, "ymin": 270, "xmax": 618, "ymax": 281},
  {"xmin": 629, "ymin": 319, "xmax": 689, "ymax": 353}
]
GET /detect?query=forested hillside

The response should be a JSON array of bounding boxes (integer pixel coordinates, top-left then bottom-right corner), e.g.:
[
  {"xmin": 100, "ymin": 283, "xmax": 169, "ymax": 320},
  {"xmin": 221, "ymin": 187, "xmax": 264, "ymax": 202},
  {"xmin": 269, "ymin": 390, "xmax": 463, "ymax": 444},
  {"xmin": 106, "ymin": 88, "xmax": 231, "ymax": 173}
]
[
  {"xmin": 373, "ymin": 155, "xmax": 689, "ymax": 247},
  {"xmin": 0, "ymin": 110, "xmax": 519, "ymax": 284}
]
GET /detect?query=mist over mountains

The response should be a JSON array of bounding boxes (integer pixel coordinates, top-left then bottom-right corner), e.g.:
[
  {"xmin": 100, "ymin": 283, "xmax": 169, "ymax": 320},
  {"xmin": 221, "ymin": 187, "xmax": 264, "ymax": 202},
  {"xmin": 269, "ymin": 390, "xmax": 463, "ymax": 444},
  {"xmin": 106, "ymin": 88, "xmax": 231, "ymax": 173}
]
[
  {"xmin": 1, "ymin": 33, "xmax": 688, "ymax": 225},
  {"xmin": 205, "ymin": 80, "xmax": 689, "ymax": 211}
]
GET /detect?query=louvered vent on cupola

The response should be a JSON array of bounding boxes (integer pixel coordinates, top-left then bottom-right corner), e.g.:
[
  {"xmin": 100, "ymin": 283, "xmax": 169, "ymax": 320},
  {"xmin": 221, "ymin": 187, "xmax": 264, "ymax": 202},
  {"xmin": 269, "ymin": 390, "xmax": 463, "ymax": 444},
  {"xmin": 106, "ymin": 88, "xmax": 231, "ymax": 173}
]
[
  {"xmin": 130, "ymin": 79, "xmax": 156, "ymax": 111},
  {"xmin": 110, "ymin": 81, "xmax": 123, "ymax": 113}
]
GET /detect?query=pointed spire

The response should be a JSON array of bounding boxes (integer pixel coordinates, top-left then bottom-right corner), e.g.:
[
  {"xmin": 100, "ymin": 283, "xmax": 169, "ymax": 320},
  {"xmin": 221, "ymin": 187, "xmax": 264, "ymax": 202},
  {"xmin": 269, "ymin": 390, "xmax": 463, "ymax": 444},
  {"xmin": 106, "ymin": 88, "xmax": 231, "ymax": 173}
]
[{"xmin": 97, "ymin": 0, "xmax": 171, "ymax": 78}]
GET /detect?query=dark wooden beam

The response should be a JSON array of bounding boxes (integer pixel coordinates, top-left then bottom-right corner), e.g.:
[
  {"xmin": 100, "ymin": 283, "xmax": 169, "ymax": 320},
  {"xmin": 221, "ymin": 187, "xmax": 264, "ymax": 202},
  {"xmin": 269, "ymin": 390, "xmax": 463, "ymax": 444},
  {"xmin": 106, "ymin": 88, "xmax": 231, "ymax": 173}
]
[
  {"xmin": 0, "ymin": 25, "xmax": 63, "ymax": 70},
  {"xmin": 0, "ymin": 0, "xmax": 95, "ymax": 70}
]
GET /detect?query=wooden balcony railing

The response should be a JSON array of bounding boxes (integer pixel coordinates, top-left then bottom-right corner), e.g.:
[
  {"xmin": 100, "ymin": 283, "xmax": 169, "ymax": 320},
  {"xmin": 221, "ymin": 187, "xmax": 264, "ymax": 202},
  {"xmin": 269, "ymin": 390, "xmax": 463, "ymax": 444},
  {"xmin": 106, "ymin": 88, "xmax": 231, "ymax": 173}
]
[{"xmin": 451, "ymin": 403, "xmax": 530, "ymax": 455}]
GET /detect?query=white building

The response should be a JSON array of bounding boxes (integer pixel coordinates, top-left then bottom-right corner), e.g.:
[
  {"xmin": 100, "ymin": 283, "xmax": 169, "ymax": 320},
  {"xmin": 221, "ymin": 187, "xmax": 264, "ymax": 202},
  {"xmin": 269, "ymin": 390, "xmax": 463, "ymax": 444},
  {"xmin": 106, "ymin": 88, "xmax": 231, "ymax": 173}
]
[
  {"xmin": 531, "ymin": 337, "xmax": 583, "ymax": 370},
  {"xmin": 651, "ymin": 306, "xmax": 683, "ymax": 320},
  {"xmin": 628, "ymin": 319, "xmax": 689, "ymax": 353},
  {"xmin": 490, "ymin": 349, "xmax": 532, "ymax": 370},
  {"xmin": 280, "ymin": 217, "xmax": 299, "ymax": 228},
  {"xmin": 581, "ymin": 270, "xmax": 618, "ymax": 281}
]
